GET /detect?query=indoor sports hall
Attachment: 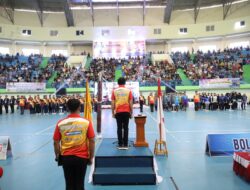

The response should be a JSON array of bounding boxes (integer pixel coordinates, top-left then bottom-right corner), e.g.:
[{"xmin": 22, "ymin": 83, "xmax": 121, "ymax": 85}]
[{"xmin": 0, "ymin": 0, "xmax": 250, "ymax": 190}]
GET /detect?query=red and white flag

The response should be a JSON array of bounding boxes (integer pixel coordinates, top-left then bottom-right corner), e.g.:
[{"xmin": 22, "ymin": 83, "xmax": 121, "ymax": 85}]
[{"xmin": 157, "ymin": 78, "xmax": 166, "ymax": 142}]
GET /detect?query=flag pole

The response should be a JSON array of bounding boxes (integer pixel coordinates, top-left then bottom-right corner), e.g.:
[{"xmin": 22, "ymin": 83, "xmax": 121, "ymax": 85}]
[
  {"xmin": 154, "ymin": 77, "xmax": 168, "ymax": 156},
  {"xmin": 97, "ymin": 72, "xmax": 102, "ymax": 139}
]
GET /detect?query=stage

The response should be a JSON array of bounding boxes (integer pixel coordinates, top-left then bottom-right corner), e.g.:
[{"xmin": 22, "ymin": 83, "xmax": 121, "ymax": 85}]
[{"xmin": 93, "ymin": 138, "xmax": 156, "ymax": 185}]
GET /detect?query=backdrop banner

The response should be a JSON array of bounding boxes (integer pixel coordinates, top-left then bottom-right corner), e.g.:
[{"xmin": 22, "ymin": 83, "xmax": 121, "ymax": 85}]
[
  {"xmin": 199, "ymin": 78, "xmax": 240, "ymax": 89},
  {"xmin": 95, "ymin": 82, "xmax": 140, "ymax": 102},
  {"xmin": 6, "ymin": 82, "xmax": 46, "ymax": 92},
  {"xmin": 93, "ymin": 40, "xmax": 145, "ymax": 58}
]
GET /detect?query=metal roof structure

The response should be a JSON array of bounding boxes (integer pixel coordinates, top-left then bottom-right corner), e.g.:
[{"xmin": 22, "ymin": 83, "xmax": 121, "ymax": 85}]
[{"xmin": 0, "ymin": 0, "xmax": 248, "ymax": 26}]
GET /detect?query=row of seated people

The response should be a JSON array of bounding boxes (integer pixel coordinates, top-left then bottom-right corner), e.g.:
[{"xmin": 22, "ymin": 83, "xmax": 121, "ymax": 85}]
[
  {"xmin": 171, "ymin": 47, "xmax": 250, "ymax": 85},
  {"xmin": 0, "ymin": 94, "xmax": 98, "ymax": 115},
  {"xmin": 0, "ymin": 53, "xmax": 44, "ymax": 88},
  {"xmin": 193, "ymin": 91, "xmax": 248, "ymax": 111}
]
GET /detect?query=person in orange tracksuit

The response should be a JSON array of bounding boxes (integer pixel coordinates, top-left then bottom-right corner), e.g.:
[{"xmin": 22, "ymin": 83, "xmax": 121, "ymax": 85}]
[
  {"xmin": 19, "ymin": 96, "xmax": 26, "ymax": 115},
  {"xmin": 111, "ymin": 77, "xmax": 133, "ymax": 150},
  {"xmin": 148, "ymin": 93, "xmax": 154, "ymax": 112},
  {"xmin": 193, "ymin": 91, "xmax": 200, "ymax": 111}
]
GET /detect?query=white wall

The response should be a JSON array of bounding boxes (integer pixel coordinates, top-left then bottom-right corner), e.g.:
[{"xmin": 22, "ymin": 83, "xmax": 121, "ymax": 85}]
[
  {"xmin": 146, "ymin": 43, "xmax": 166, "ymax": 53},
  {"xmin": 72, "ymin": 45, "xmax": 93, "ymax": 55},
  {"xmin": 1, "ymin": 35, "xmax": 250, "ymax": 57}
]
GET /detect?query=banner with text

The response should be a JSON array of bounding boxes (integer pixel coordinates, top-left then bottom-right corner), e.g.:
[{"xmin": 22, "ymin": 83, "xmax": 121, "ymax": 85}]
[
  {"xmin": 95, "ymin": 82, "xmax": 140, "ymax": 102},
  {"xmin": 93, "ymin": 41, "xmax": 145, "ymax": 58},
  {"xmin": 199, "ymin": 78, "xmax": 240, "ymax": 89},
  {"xmin": 6, "ymin": 82, "xmax": 46, "ymax": 92},
  {"xmin": 206, "ymin": 133, "xmax": 250, "ymax": 156}
]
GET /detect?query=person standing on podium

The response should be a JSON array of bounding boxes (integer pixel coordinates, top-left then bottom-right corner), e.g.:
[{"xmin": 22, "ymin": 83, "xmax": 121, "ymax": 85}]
[{"xmin": 112, "ymin": 77, "xmax": 133, "ymax": 150}]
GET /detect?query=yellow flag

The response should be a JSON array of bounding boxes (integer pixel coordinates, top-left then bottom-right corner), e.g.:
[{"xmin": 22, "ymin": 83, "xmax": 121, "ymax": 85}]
[{"xmin": 84, "ymin": 80, "xmax": 92, "ymax": 121}]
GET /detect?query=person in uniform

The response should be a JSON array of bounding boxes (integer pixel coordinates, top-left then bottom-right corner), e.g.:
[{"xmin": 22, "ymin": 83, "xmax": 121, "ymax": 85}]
[
  {"xmin": 19, "ymin": 96, "xmax": 26, "ymax": 115},
  {"xmin": 3, "ymin": 95, "xmax": 9, "ymax": 114},
  {"xmin": 148, "ymin": 93, "xmax": 154, "ymax": 112},
  {"xmin": 10, "ymin": 96, "xmax": 16, "ymax": 114},
  {"xmin": 48, "ymin": 95, "xmax": 52, "ymax": 114},
  {"xmin": 43, "ymin": 95, "xmax": 49, "ymax": 114},
  {"xmin": 0, "ymin": 96, "xmax": 3, "ymax": 115},
  {"xmin": 51, "ymin": 95, "xmax": 57, "ymax": 114},
  {"xmin": 193, "ymin": 92, "xmax": 200, "ymax": 111},
  {"xmin": 53, "ymin": 98, "xmax": 95, "ymax": 190},
  {"xmin": 29, "ymin": 97, "xmax": 35, "ymax": 114},
  {"xmin": 111, "ymin": 77, "xmax": 133, "ymax": 149},
  {"xmin": 139, "ymin": 93, "xmax": 145, "ymax": 113}
]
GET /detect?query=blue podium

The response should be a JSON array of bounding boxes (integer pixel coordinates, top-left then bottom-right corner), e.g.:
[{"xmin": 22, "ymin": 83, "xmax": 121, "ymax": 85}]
[{"xmin": 93, "ymin": 138, "xmax": 156, "ymax": 185}]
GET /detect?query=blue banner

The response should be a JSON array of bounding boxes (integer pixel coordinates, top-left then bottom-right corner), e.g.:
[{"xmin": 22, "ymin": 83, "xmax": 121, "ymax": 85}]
[{"xmin": 206, "ymin": 133, "xmax": 250, "ymax": 156}]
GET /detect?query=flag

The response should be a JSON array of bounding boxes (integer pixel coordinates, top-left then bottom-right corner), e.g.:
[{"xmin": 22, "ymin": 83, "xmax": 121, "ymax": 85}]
[
  {"xmin": 84, "ymin": 80, "xmax": 92, "ymax": 121},
  {"xmin": 157, "ymin": 78, "xmax": 166, "ymax": 142}
]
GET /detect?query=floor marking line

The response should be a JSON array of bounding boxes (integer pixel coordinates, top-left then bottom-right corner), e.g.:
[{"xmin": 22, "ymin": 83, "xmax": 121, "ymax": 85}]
[
  {"xmin": 12, "ymin": 124, "xmax": 56, "ymax": 145},
  {"xmin": 35, "ymin": 124, "xmax": 56, "ymax": 135},
  {"xmin": 144, "ymin": 111, "xmax": 181, "ymax": 143},
  {"xmin": 170, "ymin": 177, "xmax": 179, "ymax": 190},
  {"xmin": 14, "ymin": 139, "xmax": 52, "ymax": 160}
]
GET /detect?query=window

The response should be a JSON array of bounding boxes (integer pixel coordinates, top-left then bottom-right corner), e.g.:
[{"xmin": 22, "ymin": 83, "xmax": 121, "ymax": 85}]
[
  {"xmin": 171, "ymin": 47, "xmax": 188, "ymax": 53},
  {"xmin": 199, "ymin": 45, "xmax": 216, "ymax": 52},
  {"xmin": 229, "ymin": 41, "xmax": 249, "ymax": 48},
  {"xmin": 154, "ymin": 28, "xmax": 161, "ymax": 35},
  {"xmin": 0, "ymin": 47, "xmax": 10, "ymax": 54},
  {"xmin": 235, "ymin": 20, "xmax": 246, "ymax": 29},
  {"xmin": 51, "ymin": 50, "xmax": 68, "ymax": 56},
  {"xmin": 102, "ymin": 30, "xmax": 110, "ymax": 36},
  {"xmin": 50, "ymin": 30, "xmax": 58, "ymax": 36},
  {"xmin": 22, "ymin": 48, "xmax": 40, "ymax": 56},
  {"xmin": 76, "ymin": 30, "xmax": 84, "ymax": 36},
  {"xmin": 22, "ymin": 29, "xmax": 31, "ymax": 36},
  {"xmin": 179, "ymin": 28, "xmax": 188, "ymax": 34},
  {"xmin": 206, "ymin": 25, "xmax": 215, "ymax": 32}
]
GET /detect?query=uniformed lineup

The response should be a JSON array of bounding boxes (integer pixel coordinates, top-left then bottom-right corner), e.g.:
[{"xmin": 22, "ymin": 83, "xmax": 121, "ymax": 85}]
[{"xmin": 0, "ymin": 95, "xmax": 98, "ymax": 115}]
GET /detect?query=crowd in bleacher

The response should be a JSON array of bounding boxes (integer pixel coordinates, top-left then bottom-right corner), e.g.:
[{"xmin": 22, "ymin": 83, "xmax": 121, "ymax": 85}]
[
  {"xmin": 171, "ymin": 47, "xmax": 250, "ymax": 85},
  {"xmin": 0, "ymin": 47, "xmax": 250, "ymax": 89},
  {"xmin": 0, "ymin": 53, "xmax": 44, "ymax": 88}
]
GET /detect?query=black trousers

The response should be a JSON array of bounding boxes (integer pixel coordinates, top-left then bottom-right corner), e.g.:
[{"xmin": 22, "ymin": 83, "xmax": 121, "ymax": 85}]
[
  {"xmin": 62, "ymin": 156, "xmax": 88, "ymax": 190},
  {"xmin": 4, "ymin": 105, "xmax": 8, "ymax": 113},
  {"xmin": 241, "ymin": 102, "xmax": 246, "ymax": 110},
  {"xmin": 20, "ymin": 106, "xmax": 24, "ymax": 115},
  {"xmin": 115, "ymin": 112, "xmax": 130, "ymax": 146},
  {"xmin": 139, "ymin": 102, "xmax": 143, "ymax": 112},
  {"xmin": 150, "ymin": 104, "xmax": 154, "ymax": 112},
  {"xmin": 194, "ymin": 102, "xmax": 199, "ymax": 111},
  {"xmin": 0, "ymin": 106, "xmax": 2, "ymax": 114},
  {"xmin": 10, "ymin": 104, "xmax": 14, "ymax": 113},
  {"xmin": 44, "ymin": 105, "xmax": 49, "ymax": 113}
]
